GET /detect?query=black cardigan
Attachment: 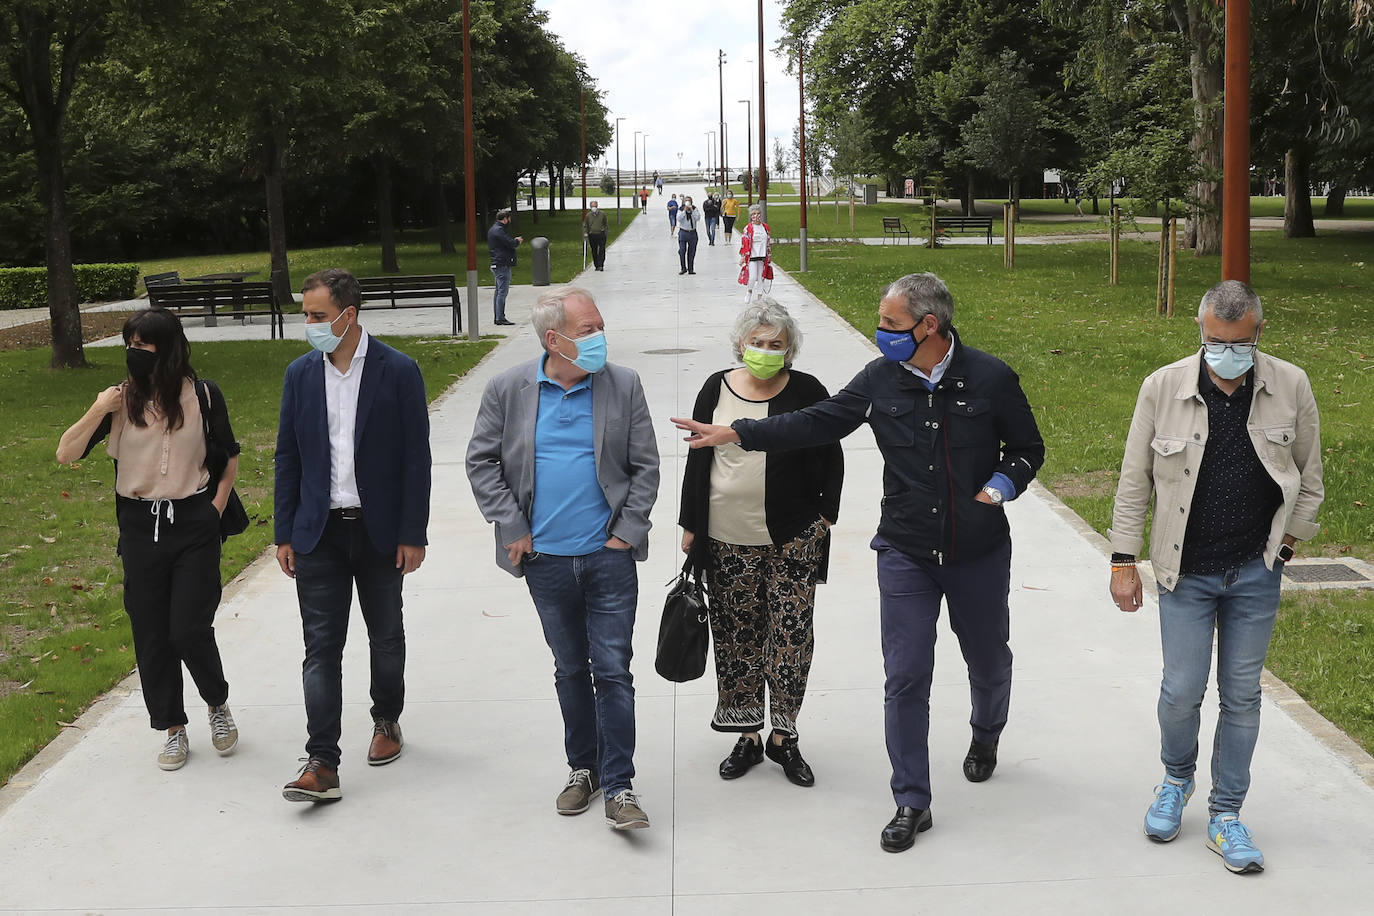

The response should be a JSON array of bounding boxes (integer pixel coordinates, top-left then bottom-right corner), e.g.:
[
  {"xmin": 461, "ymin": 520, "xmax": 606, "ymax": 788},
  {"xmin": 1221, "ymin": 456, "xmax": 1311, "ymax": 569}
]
[{"xmin": 679, "ymin": 369, "xmax": 844, "ymax": 581}]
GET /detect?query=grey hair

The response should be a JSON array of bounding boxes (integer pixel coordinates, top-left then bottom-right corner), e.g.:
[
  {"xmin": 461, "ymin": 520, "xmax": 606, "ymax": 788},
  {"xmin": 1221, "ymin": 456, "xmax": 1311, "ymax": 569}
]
[
  {"xmin": 531, "ymin": 285, "xmax": 595, "ymax": 347},
  {"xmin": 748, "ymin": 203, "xmax": 763, "ymax": 217},
  {"xmin": 882, "ymin": 273, "xmax": 955, "ymax": 333},
  {"xmin": 1198, "ymin": 280, "xmax": 1262, "ymax": 323},
  {"xmin": 730, "ymin": 297, "xmax": 801, "ymax": 367}
]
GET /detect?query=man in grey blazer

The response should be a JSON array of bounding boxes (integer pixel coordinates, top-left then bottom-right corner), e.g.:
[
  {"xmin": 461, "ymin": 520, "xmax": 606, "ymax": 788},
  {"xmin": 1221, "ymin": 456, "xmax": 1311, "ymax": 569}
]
[{"xmin": 466, "ymin": 286, "xmax": 660, "ymax": 830}]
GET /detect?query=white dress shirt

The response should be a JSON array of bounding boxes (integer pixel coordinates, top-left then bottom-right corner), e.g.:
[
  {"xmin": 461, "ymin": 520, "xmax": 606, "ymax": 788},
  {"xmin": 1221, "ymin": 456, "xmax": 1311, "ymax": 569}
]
[
  {"xmin": 325, "ymin": 328, "xmax": 368, "ymax": 509},
  {"xmin": 902, "ymin": 336, "xmax": 955, "ymax": 386}
]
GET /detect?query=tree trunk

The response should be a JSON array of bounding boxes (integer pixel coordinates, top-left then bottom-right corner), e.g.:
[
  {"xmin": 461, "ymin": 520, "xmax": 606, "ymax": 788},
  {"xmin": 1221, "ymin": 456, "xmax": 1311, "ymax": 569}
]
[
  {"xmin": 1092, "ymin": 196, "xmax": 1100, "ymax": 215},
  {"xmin": 1178, "ymin": 0, "xmax": 1223, "ymax": 255},
  {"xmin": 263, "ymin": 135, "xmax": 293, "ymax": 305},
  {"xmin": 963, "ymin": 169, "xmax": 975, "ymax": 216},
  {"xmin": 547, "ymin": 162, "xmax": 556, "ymax": 214},
  {"xmin": 1324, "ymin": 183, "xmax": 1346, "ymax": 217},
  {"xmin": 436, "ymin": 178, "xmax": 456, "ymax": 254},
  {"xmin": 1284, "ymin": 149, "xmax": 1316, "ymax": 238},
  {"xmin": 558, "ymin": 168, "xmax": 567, "ymax": 211},
  {"xmin": 527, "ymin": 170, "xmax": 538, "ymax": 224},
  {"xmin": 34, "ymin": 131, "xmax": 86, "ymax": 369},
  {"xmin": 375, "ymin": 156, "xmax": 399, "ymax": 273}
]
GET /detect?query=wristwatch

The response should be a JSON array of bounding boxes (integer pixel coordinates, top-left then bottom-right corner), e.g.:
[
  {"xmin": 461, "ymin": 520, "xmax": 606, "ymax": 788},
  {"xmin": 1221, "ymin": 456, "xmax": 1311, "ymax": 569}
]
[
  {"xmin": 981, "ymin": 485, "xmax": 1005, "ymax": 506},
  {"xmin": 1276, "ymin": 543, "xmax": 1295, "ymax": 562}
]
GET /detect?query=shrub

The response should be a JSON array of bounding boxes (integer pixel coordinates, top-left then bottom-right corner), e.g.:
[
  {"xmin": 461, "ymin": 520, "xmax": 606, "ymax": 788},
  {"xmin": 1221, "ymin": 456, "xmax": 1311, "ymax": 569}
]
[
  {"xmin": 598, "ymin": 174, "xmax": 616, "ymax": 195},
  {"xmin": 0, "ymin": 263, "xmax": 140, "ymax": 310}
]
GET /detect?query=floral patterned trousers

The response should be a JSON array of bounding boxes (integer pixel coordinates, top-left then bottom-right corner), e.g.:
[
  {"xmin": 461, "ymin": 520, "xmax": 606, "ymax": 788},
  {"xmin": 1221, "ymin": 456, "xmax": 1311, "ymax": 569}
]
[{"xmin": 707, "ymin": 518, "xmax": 827, "ymax": 737}]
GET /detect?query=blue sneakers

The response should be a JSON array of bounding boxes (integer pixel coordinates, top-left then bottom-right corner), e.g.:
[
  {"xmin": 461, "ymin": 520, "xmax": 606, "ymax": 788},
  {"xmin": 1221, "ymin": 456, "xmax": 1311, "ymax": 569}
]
[
  {"xmin": 1207, "ymin": 813, "xmax": 1265, "ymax": 873},
  {"xmin": 1143, "ymin": 775, "xmax": 1195, "ymax": 842}
]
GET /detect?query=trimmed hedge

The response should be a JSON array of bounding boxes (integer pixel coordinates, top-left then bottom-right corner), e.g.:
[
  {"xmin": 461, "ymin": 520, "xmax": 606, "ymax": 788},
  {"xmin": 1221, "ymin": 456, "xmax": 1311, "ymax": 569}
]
[{"xmin": 0, "ymin": 263, "xmax": 140, "ymax": 310}]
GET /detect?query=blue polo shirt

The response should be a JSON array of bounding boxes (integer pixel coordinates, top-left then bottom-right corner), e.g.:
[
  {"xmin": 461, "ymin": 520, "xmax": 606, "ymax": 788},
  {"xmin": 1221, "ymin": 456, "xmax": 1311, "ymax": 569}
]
[{"xmin": 530, "ymin": 356, "xmax": 612, "ymax": 556}]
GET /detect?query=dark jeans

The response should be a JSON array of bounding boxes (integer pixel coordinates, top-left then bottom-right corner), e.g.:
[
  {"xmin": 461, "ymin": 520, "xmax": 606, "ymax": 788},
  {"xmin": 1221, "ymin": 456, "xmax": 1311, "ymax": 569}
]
[
  {"xmin": 705, "ymin": 216, "xmax": 718, "ymax": 244},
  {"xmin": 678, "ymin": 230, "xmax": 699, "ymax": 272},
  {"xmin": 491, "ymin": 264, "xmax": 512, "ymax": 321},
  {"xmin": 294, "ymin": 514, "xmax": 406, "ymax": 769},
  {"xmin": 523, "ymin": 546, "xmax": 638, "ymax": 796},
  {"xmin": 874, "ymin": 536, "xmax": 1013, "ymax": 809},
  {"xmin": 587, "ymin": 232, "xmax": 606, "ymax": 269},
  {"xmin": 119, "ymin": 491, "xmax": 229, "ymax": 730}
]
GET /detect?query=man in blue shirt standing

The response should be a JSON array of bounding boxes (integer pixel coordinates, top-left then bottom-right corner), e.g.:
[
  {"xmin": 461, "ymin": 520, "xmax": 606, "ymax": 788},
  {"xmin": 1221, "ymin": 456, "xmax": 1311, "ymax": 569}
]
[
  {"xmin": 466, "ymin": 286, "xmax": 660, "ymax": 831},
  {"xmin": 487, "ymin": 208, "xmax": 522, "ymax": 327}
]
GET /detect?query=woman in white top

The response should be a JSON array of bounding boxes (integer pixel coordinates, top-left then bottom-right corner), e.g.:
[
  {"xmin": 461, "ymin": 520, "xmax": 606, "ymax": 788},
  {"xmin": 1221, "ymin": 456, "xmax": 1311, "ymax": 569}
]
[{"xmin": 56, "ymin": 309, "xmax": 240, "ymax": 772}]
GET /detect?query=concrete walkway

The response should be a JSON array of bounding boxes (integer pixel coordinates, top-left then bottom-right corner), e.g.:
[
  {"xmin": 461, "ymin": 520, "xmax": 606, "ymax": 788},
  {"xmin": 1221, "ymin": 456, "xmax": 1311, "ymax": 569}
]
[{"xmin": 2, "ymin": 182, "xmax": 1373, "ymax": 914}]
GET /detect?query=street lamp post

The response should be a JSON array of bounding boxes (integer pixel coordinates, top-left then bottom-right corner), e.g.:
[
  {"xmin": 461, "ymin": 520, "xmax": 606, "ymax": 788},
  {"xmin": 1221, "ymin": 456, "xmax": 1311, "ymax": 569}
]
[
  {"xmin": 642, "ymin": 134, "xmax": 650, "ymax": 201},
  {"xmin": 460, "ymin": 0, "xmax": 479, "ymax": 339},
  {"xmin": 718, "ymin": 50, "xmax": 727, "ymax": 196},
  {"xmin": 739, "ymin": 99, "xmax": 752, "ymax": 205},
  {"xmin": 614, "ymin": 116, "xmax": 626, "ymax": 223},
  {"xmin": 633, "ymin": 130, "xmax": 641, "ymax": 216},
  {"xmin": 677, "ymin": 152, "xmax": 683, "ymax": 176},
  {"xmin": 798, "ymin": 42, "xmax": 808, "ymax": 272},
  {"xmin": 757, "ymin": 0, "xmax": 768, "ymax": 221},
  {"xmin": 706, "ymin": 131, "xmax": 715, "ymax": 182}
]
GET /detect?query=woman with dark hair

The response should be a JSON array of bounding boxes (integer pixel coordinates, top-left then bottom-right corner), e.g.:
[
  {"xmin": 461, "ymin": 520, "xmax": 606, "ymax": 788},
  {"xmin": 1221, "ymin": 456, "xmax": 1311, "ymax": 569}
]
[{"xmin": 57, "ymin": 308, "xmax": 241, "ymax": 771}]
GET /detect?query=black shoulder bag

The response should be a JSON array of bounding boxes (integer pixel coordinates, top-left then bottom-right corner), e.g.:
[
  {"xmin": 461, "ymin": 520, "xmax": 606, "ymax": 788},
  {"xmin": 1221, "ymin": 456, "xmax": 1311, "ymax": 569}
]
[
  {"xmin": 654, "ymin": 559, "xmax": 711, "ymax": 682},
  {"xmin": 194, "ymin": 380, "xmax": 250, "ymax": 542}
]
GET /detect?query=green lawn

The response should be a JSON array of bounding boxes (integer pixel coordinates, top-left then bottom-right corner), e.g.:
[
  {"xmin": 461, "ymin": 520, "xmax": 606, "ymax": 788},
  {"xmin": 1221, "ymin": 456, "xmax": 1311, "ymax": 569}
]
[
  {"xmin": 771, "ymin": 233, "xmax": 1374, "ymax": 752},
  {"xmin": 761, "ymin": 200, "xmax": 1135, "ymax": 240},
  {"xmin": 136, "ymin": 214, "xmax": 636, "ymax": 297},
  {"xmin": 0, "ymin": 336, "xmax": 495, "ymax": 786}
]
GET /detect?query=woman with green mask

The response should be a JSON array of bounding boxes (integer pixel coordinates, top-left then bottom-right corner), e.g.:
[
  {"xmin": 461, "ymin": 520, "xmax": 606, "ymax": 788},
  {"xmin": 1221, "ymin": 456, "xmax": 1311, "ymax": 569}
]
[{"xmin": 678, "ymin": 299, "xmax": 845, "ymax": 787}]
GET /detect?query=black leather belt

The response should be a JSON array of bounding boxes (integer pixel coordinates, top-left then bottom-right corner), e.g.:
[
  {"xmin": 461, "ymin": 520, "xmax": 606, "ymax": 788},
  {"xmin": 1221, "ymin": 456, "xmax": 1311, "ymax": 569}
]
[{"xmin": 330, "ymin": 507, "xmax": 362, "ymax": 521}]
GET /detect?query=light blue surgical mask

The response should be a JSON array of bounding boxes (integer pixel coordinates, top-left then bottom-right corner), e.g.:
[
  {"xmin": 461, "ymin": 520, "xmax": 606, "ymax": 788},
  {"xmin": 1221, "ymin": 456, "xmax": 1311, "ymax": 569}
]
[
  {"xmin": 1201, "ymin": 336, "xmax": 1256, "ymax": 380},
  {"xmin": 306, "ymin": 309, "xmax": 352, "ymax": 354},
  {"xmin": 557, "ymin": 329, "xmax": 608, "ymax": 374}
]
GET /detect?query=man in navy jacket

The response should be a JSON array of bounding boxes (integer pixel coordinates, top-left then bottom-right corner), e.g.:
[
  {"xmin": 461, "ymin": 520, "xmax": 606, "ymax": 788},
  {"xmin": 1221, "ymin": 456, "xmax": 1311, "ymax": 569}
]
[
  {"xmin": 274, "ymin": 268, "xmax": 432, "ymax": 802},
  {"xmin": 487, "ymin": 208, "xmax": 522, "ymax": 326}
]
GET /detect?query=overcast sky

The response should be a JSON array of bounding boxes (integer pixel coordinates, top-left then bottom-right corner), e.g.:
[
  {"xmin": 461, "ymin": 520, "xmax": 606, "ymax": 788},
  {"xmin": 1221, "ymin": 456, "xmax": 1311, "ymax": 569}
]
[{"xmin": 536, "ymin": 0, "xmax": 802, "ymax": 178}]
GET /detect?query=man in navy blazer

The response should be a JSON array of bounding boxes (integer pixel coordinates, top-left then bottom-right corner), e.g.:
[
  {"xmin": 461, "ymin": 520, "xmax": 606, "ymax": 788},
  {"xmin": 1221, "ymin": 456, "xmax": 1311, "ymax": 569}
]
[{"xmin": 274, "ymin": 268, "xmax": 431, "ymax": 802}]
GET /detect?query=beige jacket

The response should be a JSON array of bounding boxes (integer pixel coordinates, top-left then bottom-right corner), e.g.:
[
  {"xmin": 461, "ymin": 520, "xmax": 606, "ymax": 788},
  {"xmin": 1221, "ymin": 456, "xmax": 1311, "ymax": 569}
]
[{"xmin": 1110, "ymin": 350, "xmax": 1323, "ymax": 590}]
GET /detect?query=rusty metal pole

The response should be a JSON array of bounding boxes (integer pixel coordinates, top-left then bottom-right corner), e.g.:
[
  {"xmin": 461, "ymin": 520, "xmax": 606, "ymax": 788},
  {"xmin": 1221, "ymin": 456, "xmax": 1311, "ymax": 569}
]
[
  {"xmin": 798, "ymin": 43, "xmax": 808, "ymax": 272},
  {"xmin": 1222, "ymin": 0, "xmax": 1251, "ymax": 282},
  {"xmin": 757, "ymin": 0, "xmax": 767, "ymax": 221},
  {"xmin": 461, "ymin": 0, "xmax": 479, "ymax": 341}
]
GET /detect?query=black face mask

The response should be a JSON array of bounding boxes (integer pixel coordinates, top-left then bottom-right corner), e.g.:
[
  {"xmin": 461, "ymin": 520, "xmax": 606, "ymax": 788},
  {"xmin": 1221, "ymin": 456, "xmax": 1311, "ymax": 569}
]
[{"xmin": 126, "ymin": 347, "xmax": 157, "ymax": 380}]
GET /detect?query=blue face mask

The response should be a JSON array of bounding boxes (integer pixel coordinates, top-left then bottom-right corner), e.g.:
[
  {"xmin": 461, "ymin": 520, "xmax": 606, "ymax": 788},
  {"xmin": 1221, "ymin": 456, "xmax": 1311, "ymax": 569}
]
[
  {"xmin": 875, "ymin": 324, "xmax": 928, "ymax": 364},
  {"xmin": 558, "ymin": 329, "xmax": 608, "ymax": 374},
  {"xmin": 306, "ymin": 309, "xmax": 352, "ymax": 354},
  {"xmin": 1202, "ymin": 341, "xmax": 1255, "ymax": 380}
]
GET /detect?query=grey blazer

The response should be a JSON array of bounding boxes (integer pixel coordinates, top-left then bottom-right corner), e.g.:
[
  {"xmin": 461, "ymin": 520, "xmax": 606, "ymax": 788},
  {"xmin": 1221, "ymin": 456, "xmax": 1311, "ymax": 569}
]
[{"xmin": 466, "ymin": 357, "xmax": 661, "ymax": 577}]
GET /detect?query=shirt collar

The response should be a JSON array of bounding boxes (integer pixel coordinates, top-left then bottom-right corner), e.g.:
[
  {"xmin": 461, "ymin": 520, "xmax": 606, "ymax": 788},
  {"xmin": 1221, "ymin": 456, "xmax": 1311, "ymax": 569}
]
[
  {"xmin": 1195, "ymin": 354, "xmax": 1251, "ymax": 398},
  {"xmin": 901, "ymin": 335, "xmax": 955, "ymax": 386},
  {"xmin": 322, "ymin": 326, "xmax": 369, "ymax": 371},
  {"xmin": 538, "ymin": 352, "xmax": 592, "ymax": 394}
]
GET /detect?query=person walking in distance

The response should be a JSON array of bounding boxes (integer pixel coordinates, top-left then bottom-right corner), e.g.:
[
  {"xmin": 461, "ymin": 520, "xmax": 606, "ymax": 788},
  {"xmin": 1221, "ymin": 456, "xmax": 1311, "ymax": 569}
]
[
  {"xmin": 583, "ymin": 201, "xmax": 609, "ymax": 272},
  {"xmin": 487, "ymin": 208, "xmax": 522, "ymax": 327},
  {"xmin": 677, "ymin": 196, "xmax": 702, "ymax": 275},
  {"xmin": 721, "ymin": 190, "xmax": 740, "ymax": 243},
  {"xmin": 738, "ymin": 205, "xmax": 772, "ymax": 304},
  {"xmin": 275, "ymin": 269, "xmax": 432, "ymax": 803}
]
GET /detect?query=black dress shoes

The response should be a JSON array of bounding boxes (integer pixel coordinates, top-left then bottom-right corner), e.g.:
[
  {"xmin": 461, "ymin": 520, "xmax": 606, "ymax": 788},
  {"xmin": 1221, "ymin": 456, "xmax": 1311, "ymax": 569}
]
[
  {"xmin": 764, "ymin": 734, "xmax": 815, "ymax": 787},
  {"xmin": 880, "ymin": 806, "xmax": 932, "ymax": 853},
  {"xmin": 493, "ymin": 318, "xmax": 515, "ymax": 326},
  {"xmin": 963, "ymin": 738, "xmax": 999, "ymax": 783},
  {"xmin": 718, "ymin": 736, "xmax": 764, "ymax": 779}
]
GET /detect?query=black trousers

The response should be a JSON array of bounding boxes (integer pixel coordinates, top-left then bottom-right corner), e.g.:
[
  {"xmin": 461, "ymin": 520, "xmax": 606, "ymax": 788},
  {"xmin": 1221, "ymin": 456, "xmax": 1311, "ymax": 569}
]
[
  {"xmin": 118, "ymin": 490, "xmax": 229, "ymax": 730},
  {"xmin": 678, "ymin": 230, "xmax": 699, "ymax": 271},
  {"xmin": 587, "ymin": 232, "xmax": 606, "ymax": 269}
]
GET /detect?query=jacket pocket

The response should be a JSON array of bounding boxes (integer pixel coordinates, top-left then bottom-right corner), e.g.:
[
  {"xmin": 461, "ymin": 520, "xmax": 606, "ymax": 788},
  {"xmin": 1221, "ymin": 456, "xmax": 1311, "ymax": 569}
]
[
  {"xmin": 946, "ymin": 397, "xmax": 996, "ymax": 448},
  {"xmin": 871, "ymin": 398, "xmax": 915, "ymax": 447},
  {"xmin": 1150, "ymin": 436, "xmax": 1189, "ymax": 483},
  {"xmin": 1259, "ymin": 425, "xmax": 1296, "ymax": 471}
]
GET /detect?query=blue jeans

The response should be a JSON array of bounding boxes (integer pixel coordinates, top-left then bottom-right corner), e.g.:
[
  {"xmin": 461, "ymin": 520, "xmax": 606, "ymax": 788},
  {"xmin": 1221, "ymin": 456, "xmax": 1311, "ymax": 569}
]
[
  {"xmin": 523, "ymin": 546, "xmax": 638, "ymax": 796},
  {"xmin": 491, "ymin": 264, "xmax": 512, "ymax": 322},
  {"xmin": 705, "ymin": 216, "xmax": 718, "ymax": 244},
  {"xmin": 1156, "ymin": 555, "xmax": 1282, "ymax": 815},
  {"xmin": 294, "ymin": 515, "xmax": 406, "ymax": 769}
]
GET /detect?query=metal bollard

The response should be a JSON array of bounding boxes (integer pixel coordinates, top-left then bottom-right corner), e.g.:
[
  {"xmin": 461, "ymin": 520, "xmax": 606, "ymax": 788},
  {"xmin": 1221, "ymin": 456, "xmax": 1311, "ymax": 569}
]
[{"xmin": 531, "ymin": 237, "xmax": 551, "ymax": 287}]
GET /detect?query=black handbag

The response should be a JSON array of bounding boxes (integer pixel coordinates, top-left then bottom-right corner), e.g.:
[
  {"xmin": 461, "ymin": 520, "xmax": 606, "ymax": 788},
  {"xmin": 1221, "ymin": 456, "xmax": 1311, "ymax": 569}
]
[
  {"xmin": 655, "ymin": 560, "xmax": 710, "ymax": 682},
  {"xmin": 194, "ymin": 380, "xmax": 250, "ymax": 541}
]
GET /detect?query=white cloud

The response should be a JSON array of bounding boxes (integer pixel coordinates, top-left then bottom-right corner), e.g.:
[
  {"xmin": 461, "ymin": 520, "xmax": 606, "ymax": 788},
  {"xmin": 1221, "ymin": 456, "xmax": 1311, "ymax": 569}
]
[{"xmin": 536, "ymin": 0, "xmax": 802, "ymax": 177}]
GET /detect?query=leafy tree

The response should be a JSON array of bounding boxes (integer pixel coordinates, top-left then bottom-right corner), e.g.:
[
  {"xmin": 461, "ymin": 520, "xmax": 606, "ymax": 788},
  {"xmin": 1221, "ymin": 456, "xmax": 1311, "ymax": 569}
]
[{"xmin": 959, "ymin": 50, "xmax": 1048, "ymax": 206}]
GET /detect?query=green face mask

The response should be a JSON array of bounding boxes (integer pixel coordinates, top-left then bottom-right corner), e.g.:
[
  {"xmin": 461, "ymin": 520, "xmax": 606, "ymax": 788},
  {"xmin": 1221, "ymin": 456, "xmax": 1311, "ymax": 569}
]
[{"xmin": 742, "ymin": 346, "xmax": 786, "ymax": 379}]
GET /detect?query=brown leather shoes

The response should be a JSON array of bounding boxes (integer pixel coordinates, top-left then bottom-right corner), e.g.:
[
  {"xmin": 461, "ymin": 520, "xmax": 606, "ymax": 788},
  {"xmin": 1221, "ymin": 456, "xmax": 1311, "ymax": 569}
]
[
  {"xmin": 367, "ymin": 718, "xmax": 403, "ymax": 766},
  {"xmin": 282, "ymin": 758, "xmax": 341, "ymax": 802}
]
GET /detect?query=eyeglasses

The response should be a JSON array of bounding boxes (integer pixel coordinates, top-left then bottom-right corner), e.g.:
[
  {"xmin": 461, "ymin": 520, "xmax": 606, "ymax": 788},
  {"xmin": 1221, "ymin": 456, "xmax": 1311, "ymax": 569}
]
[{"xmin": 1201, "ymin": 337, "xmax": 1258, "ymax": 356}]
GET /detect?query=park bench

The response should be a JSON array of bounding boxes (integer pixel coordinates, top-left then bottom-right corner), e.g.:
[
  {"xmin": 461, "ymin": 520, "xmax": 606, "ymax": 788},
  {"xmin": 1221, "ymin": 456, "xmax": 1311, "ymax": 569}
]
[
  {"xmin": 147, "ymin": 281, "xmax": 284, "ymax": 339},
  {"xmin": 356, "ymin": 274, "xmax": 463, "ymax": 335},
  {"xmin": 881, "ymin": 217, "xmax": 911, "ymax": 244},
  {"xmin": 934, "ymin": 216, "xmax": 994, "ymax": 244},
  {"xmin": 142, "ymin": 270, "xmax": 181, "ymax": 288}
]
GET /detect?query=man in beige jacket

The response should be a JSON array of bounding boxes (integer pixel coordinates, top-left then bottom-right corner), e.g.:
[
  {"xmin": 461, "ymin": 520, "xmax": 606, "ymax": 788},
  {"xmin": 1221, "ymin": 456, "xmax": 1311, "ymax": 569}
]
[{"xmin": 1109, "ymin": 280, "xmax": 1323, "ymax": 875}]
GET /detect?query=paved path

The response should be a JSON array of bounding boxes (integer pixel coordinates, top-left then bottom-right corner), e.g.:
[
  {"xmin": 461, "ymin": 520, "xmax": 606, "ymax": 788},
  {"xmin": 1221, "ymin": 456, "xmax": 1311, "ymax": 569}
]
[{"xmin": 2, "ymin": 183, "xmax": 1373, "ymax": 913}]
